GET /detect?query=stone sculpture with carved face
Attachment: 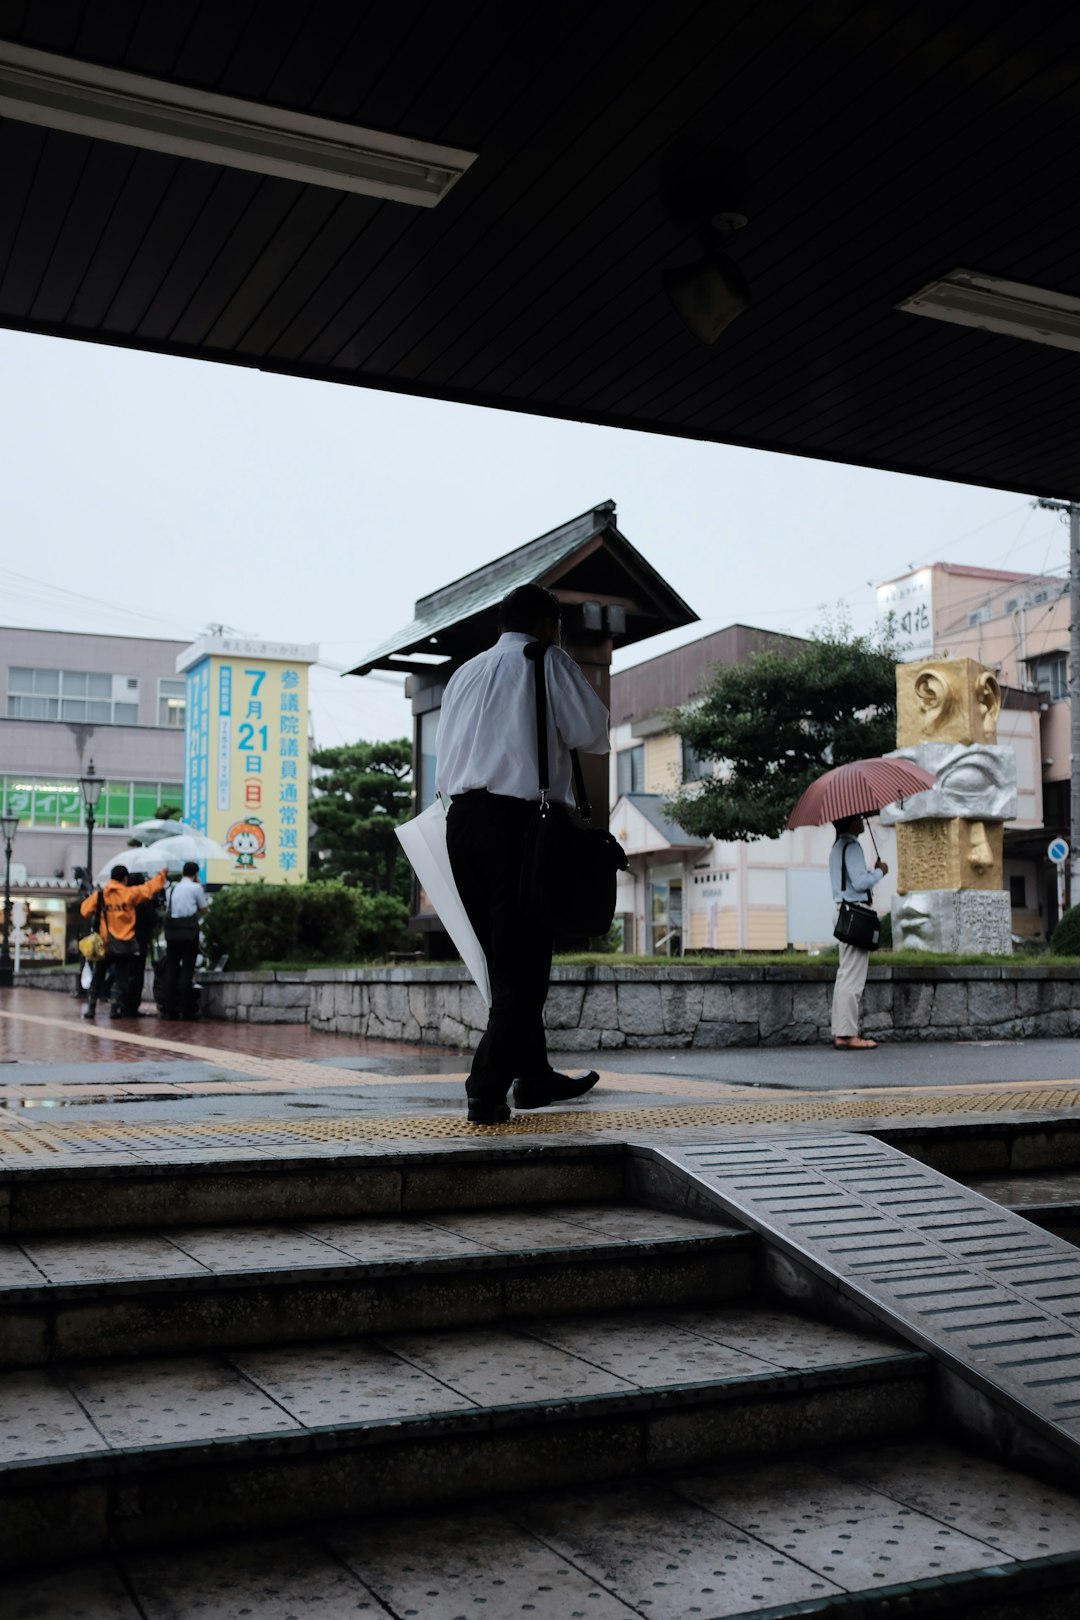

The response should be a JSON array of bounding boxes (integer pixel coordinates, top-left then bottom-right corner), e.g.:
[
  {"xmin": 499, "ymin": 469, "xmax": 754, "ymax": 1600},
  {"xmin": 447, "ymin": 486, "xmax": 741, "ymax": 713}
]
[
  {"xmin": 890, "ymin": 657, "xmax": 1013, "ymax": 945},
  {"xmin": 880, "ymin": 743, "xmax": 1018, "ymax": 825}
]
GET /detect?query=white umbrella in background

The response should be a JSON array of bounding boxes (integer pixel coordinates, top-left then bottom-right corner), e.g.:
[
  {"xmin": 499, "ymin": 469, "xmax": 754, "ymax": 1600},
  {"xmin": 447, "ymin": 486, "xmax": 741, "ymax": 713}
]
[
  {"xmin": 128, "ymin": 818, "xmax": 199, "ymax": 844},
  {"xmin": 396, "ymin": 799, "xmax": 492, "ymax": 1006},
  {"xmin": 96, "ymin": 832, "xmax": 228, "ymax": 884}
]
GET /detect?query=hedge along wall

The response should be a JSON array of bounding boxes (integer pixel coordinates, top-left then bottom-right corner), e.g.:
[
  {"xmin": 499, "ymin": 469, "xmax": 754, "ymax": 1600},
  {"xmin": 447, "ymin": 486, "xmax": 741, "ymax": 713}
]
[{"xmin": 195, "ymin": 963, "xmax": 1080, "ymax": 1048}]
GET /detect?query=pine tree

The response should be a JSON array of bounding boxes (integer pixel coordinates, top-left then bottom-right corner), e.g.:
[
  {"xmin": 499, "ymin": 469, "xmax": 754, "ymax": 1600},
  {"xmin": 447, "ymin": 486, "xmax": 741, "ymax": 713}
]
[
  {"xmin": 309, "ymin": 739, "xmax": 413, "ymax": 897},
  {"xmin": 668, "ymin": 618, "xmax": 902, "ymax": 842}
]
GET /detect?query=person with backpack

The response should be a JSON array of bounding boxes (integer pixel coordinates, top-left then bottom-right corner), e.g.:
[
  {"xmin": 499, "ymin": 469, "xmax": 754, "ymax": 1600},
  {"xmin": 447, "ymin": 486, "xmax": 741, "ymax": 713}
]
[
  {"xmin": 161, "ymin": 860, "xmax": 208, "ymax": 1020},
  {"xmin": 80, "ymin": 864, "xmax": 167, "ymax": 1020}
]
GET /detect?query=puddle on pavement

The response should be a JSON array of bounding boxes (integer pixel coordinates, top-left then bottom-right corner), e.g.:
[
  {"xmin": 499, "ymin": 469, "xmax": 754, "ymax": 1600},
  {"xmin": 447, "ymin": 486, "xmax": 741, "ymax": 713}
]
[{"xmin": 0, "ymin": 1091, "xmax": 284, "ymax": 1109}]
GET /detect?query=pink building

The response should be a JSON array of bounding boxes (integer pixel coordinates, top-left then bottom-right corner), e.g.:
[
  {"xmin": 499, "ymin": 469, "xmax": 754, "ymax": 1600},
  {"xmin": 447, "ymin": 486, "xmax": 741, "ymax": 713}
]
[{"xmin": 0, "ymin": 627, "xmax": 187, "ymax": 962}]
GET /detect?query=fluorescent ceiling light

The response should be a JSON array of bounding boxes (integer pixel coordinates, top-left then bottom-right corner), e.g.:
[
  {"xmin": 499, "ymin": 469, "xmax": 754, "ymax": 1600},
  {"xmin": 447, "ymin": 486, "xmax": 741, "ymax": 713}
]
[
  {"xmin": 899, "ymin": 268, "xmax": 1080, "ymax": 353},
  {"xmin": 0, "ymin": 42, "xmax": 476, "ymax": 207}
]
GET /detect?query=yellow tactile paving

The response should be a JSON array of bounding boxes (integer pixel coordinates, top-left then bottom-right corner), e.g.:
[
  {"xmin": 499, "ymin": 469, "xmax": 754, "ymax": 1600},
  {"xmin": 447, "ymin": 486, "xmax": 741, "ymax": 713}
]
[{"xmin": 1, "ymin": 1082, "xmax": 1080, "ymax": 1155}]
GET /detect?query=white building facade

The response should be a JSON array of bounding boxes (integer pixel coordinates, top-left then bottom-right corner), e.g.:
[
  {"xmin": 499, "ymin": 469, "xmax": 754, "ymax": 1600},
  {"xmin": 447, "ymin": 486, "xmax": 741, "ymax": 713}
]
[{"xmin": 608, "ymin": 625, "xmax": 899, "ymax": 955}]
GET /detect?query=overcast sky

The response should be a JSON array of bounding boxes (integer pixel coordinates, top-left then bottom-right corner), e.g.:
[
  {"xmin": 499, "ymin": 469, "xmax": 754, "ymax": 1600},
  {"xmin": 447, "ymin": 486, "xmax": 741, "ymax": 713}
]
[{"xmin": 0, "ymin": 326, "xmax": 1066, "ymax": 749}]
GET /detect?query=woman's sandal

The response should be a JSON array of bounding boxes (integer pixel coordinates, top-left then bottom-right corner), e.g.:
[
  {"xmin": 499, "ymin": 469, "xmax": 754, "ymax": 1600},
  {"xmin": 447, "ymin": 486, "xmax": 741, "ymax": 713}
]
[{"xmin": 833, "ymin": 1036, "xmax": 878, "ymax": 1049}]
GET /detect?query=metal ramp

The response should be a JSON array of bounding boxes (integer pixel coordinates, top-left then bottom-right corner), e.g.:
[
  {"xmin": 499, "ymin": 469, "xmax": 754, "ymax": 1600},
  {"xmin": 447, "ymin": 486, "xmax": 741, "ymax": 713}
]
[{"xmin": 636, "ymin": 1132, "xmax": 1080, "ymax": 1475}]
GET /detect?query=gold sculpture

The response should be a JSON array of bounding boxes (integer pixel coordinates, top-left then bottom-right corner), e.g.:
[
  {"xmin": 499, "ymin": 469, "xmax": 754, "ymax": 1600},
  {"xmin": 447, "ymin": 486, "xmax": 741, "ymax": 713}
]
[
  {"xmin": 896, "ymin": 658, "xmax": 1001, "ymax": 748},
  {"xmin": 895, "ymin": 819, "xmax": 1003, "ymax": 893},
  {"xmin": 893, "ymin": 655, "xmax": 1008, "ymax": 902}
]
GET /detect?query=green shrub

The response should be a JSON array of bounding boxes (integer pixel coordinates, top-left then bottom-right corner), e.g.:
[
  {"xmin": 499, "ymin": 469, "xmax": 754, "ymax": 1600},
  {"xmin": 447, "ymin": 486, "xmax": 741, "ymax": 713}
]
[
  {"xmin": 202, "ymin": 880, "xmax": 410, "ymax": 969},
  {"xmin": 355, "ymin": 890, "xmax": 410, "ymax": 956},
  {"xmin": 296, "ymin": 881, "xmax": 363, "ymax": 961},
  {"xmin": 1051, "ymin": 905, "xmax": 1080, "ymax": 956},
  {"xmin": 201, "ymin": 882, "xmax": 302, "ymax": 970},
  {"xmin": 877, "ymin": 911, "xmax": 893, "ymax": 951}
]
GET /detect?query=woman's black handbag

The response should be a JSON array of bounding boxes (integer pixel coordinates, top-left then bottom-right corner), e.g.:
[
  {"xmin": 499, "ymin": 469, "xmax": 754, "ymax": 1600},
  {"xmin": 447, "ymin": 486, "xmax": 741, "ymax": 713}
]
[
  {"xmin": 518, "ymin": 641, "xmax": 628, "ymax": 937},
  {"xmin": 833, "ymin": 842, "xmax": 881, "ymax": 951}
]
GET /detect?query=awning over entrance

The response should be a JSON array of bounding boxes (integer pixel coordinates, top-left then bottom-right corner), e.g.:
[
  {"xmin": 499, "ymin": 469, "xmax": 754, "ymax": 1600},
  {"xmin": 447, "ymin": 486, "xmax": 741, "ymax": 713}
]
[
  {"xmin": 2, "ymin": 6, "xmax": 1080, "ymax": 495},
  {"xmin": 612, "ymin": 794, "xmax": 708, "ymax": 858}
]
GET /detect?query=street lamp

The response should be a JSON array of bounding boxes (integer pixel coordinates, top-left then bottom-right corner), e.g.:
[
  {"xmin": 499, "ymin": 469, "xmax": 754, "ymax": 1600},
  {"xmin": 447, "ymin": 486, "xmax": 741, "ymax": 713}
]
[
  {"xmin": 0, "ymin": 813, "xmax": 18, "ymax": 989},
  {"xmin": 79, "ymin": 760, "xmax": 104, "ymax": 887}
]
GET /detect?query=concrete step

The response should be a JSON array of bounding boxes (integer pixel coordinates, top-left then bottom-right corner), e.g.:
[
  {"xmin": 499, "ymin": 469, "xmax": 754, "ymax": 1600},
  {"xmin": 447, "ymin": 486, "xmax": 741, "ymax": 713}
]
[
  {"xmin": 0, "ymin": 1303, "xmax": 925, "ymax": 1570},
  {"xmin": 6, "ymin": 1435, "xmax": 1080, "ymax": 1618},
  {"xmin": 0, "ymin": 1203, "xmax": 755, "ymax": 1367},
  {"xmin": 965, "ymin": 1167, "xmax": 1080, "ymax": 1242},
  {"xmin": 0, "ymin": 1142, "xmax": 627, "ymax": 1234}
]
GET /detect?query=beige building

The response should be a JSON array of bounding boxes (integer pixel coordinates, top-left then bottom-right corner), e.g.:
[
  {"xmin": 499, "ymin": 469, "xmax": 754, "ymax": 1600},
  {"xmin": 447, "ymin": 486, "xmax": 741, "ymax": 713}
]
[
  {"xmin": 608, "ymin": 625, "xmax": 899, "ymax": 954},
  {"xmin": 878, "ymin": 562, "xmax": 1065, "ymax": 936}
]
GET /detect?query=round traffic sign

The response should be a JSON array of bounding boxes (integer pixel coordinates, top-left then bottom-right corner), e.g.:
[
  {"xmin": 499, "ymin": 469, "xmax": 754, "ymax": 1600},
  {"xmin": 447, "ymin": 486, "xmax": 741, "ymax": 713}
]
[{"xmin": 1049, "ymin": 837, "xmax": 1070, "ymax": 864}]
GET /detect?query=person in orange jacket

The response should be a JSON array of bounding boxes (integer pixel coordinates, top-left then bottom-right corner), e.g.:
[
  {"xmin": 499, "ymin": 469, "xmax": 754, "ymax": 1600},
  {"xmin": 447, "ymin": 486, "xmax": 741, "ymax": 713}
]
[{"xmin": 80, "ymin": 864, "xmax": 167, "ymax": 1020}]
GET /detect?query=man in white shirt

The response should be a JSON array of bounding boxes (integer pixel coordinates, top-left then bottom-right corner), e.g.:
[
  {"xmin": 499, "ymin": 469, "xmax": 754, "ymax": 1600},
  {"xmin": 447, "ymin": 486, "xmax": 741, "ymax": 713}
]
[
  {"xmin": 161, "ymin": 860, "xmax": 208, "ymax": 1021},
  {"xmin": 436, "ymin": 584, "xmax": 611, "ymax": 1125}
]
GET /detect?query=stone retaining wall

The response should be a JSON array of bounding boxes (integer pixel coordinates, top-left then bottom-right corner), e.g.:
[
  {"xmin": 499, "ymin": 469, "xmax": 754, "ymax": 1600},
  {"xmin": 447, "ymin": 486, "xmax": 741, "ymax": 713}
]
[
  {"xmin": 195, "ymin": 963, "xmax": 1080, "ymax": 1048},
  {"xmin": 14, "ymin": 968, "xmax": 79, "ymax": 991}
]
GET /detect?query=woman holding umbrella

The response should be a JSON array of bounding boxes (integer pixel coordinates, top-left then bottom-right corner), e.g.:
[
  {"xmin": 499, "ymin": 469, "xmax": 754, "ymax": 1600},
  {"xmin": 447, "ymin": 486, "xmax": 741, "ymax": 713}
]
[
  {"xmin": 786, "ymin": 756, "xmax": 936, "ymax": 1053},
  {"xmin": 829, "ymin": 816, "xmax": 887, "ymax": 1050}
]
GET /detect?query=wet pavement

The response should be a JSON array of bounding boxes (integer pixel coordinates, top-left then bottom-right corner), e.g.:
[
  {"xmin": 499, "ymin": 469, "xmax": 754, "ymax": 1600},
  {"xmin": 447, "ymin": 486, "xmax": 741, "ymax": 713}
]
[{"xmin": 4, "ymin": 988, "xmax": 1080, "ymax": 1159}]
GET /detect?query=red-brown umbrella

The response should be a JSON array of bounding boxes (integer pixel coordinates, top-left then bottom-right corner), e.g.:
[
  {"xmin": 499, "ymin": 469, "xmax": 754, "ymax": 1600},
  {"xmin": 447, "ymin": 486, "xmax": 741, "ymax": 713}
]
[{"xmin": 785, "ymin": 758, "xmax": 936, "ymax": 830}]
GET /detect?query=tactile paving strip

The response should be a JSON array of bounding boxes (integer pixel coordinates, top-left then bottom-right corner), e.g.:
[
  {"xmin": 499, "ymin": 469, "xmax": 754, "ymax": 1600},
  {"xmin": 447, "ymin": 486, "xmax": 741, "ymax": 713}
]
[
  {"xmin": 662, "ymin": 1133, "xmax": 1080, "ymax": 1463},
  {"xmin": 0, "ymin": 1083, "xmax": 1080, "ymax": 1157}
]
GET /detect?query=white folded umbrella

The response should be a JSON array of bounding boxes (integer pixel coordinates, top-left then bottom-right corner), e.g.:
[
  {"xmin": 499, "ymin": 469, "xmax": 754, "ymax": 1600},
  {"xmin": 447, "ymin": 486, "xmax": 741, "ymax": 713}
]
[{"xmin": 396, "ymin": 798, "xmax": 492, "ymax": 1006}]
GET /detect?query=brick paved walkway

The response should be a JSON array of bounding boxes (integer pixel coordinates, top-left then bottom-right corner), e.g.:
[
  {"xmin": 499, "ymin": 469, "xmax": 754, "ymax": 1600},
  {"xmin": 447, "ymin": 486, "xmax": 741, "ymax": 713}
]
[{"xmin": 0, "ymin": 989, "xmax": 423, "ymax": 1065}]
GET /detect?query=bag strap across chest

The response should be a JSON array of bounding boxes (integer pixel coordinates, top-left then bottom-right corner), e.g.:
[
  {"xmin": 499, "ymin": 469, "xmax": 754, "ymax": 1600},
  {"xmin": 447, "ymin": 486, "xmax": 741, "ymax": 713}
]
[
  {"xmin": 524, "ymin": 641, "xmax": 591, "ymax": 823},
  {"xmin": 839, "ymin": 836, "xmax": 870, "ymax": 905}
]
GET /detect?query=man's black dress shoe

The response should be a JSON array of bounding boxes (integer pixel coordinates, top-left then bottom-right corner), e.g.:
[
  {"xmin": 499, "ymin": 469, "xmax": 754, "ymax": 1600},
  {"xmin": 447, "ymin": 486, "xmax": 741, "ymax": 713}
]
[
  {"xmin": 467, "ymin": 1098, "xmax": 512, "ymax": 1125},
  {"xmin": 512, "ymin": 1070, "xmax": 600, "ymax": 1110}
]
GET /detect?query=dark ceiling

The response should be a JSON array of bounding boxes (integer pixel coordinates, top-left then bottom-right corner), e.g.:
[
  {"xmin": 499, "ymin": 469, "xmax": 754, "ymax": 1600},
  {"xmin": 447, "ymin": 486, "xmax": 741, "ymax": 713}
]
[{"xmin": 3, "ymin": 1, "xmax": 1080, "ymax": 496}]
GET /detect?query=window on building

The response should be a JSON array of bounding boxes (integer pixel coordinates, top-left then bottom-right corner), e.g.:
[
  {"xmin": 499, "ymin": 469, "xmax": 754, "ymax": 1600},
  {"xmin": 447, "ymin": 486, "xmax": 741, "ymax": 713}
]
[
  {"xmin": 616, "ymin": 744, "xmax": 645, "ymax": 796},
  {"xmin": 158, "ymin": 678, "xmax": 187, "ymax": 728},
  {"xmin": 1029, "ymin": 652, "xmax": 1068, "ymax": 702},
  {"xmin": 681, "ymin": 739, "xmax": 709, "ymax": 782},
  {"xmin": 0, "ymin": 777, "xmax": 184, "ymax": 829},
  {"xmin": 7, "ymin": 667, "xmax": 140, "ymax": 724},
  {"xmin": 1009, "ymin": 874, "xmax": 1027, "ymax": 909},
  {"xmin": 418, "ymin": 709, "xmax": 440, "ymax": 812}
]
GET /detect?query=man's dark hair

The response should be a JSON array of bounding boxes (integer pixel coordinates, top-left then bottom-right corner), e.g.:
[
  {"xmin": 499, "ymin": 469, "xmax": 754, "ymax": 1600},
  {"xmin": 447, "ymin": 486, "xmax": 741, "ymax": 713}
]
[
  {"xmin": 497, "ymin": 584, "xmax": 561, "ymax": 634},
  {"xmin": 110, "ymin": 865, "xmax": 129, "ymax": 883},
  {"xmin": 182, "ymin": 861, "xmax": 199, "ymax": 878}
]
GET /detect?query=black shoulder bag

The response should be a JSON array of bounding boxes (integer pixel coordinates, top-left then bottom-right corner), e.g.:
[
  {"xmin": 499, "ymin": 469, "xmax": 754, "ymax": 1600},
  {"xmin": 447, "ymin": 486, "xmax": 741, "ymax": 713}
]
[
  {"xmin": 164, "ymin": 884, "xmax": 200, "ymax": 943},
  {"xmin": 518, "ymin": 642, "xmax": 628, "ymax": 938},
  {"xmin": 833, "ymin": 840, "xmax": 881, "ymax": 951}
]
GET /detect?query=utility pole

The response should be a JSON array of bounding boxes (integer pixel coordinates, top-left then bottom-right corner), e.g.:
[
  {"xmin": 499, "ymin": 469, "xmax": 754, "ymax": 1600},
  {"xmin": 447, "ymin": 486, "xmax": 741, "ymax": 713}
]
[{"xmin": 1036, "ymin": 497, "xmax": 1080, "ymax": 914}]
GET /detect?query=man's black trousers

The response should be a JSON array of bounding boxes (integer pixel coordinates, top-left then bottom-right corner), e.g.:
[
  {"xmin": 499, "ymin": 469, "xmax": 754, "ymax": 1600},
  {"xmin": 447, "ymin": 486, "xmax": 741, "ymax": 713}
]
[
  {"xmin": 106, "ymin": 952, "xmax": 141, "ymax": 1014},
  {"xmin": 163, "ymin": 938, "xmax": 199, "ymax": 1018},
  {"xmin": 446, "ymin": 790, "xmax": 554, "ymax": 1104}
]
